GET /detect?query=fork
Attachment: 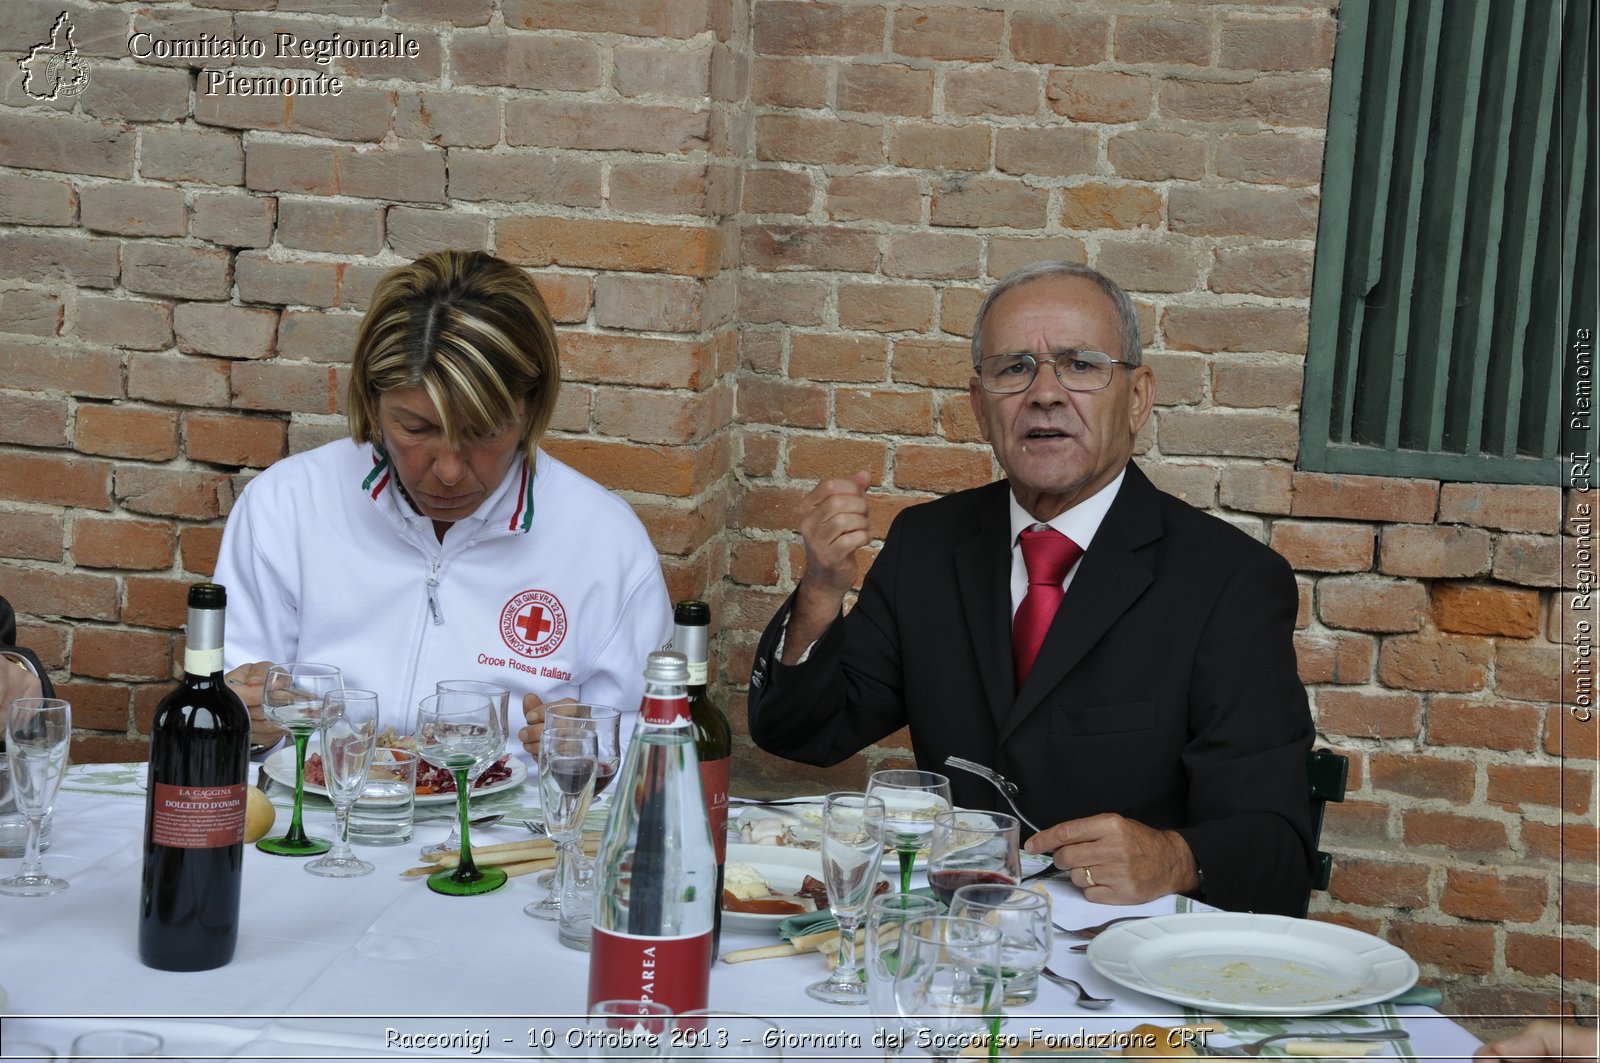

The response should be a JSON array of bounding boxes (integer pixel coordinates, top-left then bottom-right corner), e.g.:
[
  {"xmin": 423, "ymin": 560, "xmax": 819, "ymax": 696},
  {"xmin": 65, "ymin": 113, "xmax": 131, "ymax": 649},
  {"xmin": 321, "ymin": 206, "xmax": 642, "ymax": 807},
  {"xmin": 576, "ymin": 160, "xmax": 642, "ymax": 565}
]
[
  {"xmin": 1039, "ymin": 965, "xmax": 1113, "ymax": 1008},
  {"xmin": 943, "ymin": 756, "xmax": 1043, "ymax": 833},
  {"xmin": 1058, "ymin": 914, "xmax": 1149, "ymax": 939},
  {"xmin": 523, "ymin": 819, "xmax": 547, "ymax": 837},
  {"xmin": 1211, "ymin": 1029, "xmax": 1409, "ymax": 1057}
]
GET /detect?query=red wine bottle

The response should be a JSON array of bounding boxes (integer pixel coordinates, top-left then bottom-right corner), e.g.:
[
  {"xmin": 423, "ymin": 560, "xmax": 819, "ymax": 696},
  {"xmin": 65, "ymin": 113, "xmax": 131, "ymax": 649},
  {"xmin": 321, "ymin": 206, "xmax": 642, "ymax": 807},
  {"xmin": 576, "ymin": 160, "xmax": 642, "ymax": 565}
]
[
  {"xmin": 138, "ymin": 582, "xmax": 251, "ymax": 971},
  {"xmin": 672, "ymin": 599, "xmax": 732, "ymax": 953}
]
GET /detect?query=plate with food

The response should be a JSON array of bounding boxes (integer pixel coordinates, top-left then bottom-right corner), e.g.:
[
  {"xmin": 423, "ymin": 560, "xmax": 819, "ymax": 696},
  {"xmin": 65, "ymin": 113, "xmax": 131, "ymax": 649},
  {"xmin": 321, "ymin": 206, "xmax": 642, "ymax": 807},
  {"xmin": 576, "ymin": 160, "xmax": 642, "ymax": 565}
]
[
  {"xmin": 263, "ymin": 741, "xmax": 526, "ymax": 805},
  {"xmin": 1087, "ymin": 912, "xmax": 1419, "ymax": 1015},
  {"xmin": 720, "ymin": 842, "xmax": 892, "ymax": 933}
]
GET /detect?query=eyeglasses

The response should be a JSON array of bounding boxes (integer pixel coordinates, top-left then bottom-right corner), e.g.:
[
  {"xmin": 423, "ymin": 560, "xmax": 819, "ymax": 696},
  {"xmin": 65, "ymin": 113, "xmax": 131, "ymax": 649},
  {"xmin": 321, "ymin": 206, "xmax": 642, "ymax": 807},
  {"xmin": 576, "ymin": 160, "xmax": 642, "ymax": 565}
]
[{"xmin": 975, "ymin": 350, "xmax": 1131, "ymax": 394}]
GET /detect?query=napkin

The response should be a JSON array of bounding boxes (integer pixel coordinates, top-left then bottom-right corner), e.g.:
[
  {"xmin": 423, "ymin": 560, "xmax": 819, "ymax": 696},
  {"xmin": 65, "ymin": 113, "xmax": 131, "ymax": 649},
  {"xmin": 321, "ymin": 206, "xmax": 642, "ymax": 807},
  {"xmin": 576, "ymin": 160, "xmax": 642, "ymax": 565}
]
[{"xmin": 778, "ymin": 888, "xmax": 940, "ymax": 941}]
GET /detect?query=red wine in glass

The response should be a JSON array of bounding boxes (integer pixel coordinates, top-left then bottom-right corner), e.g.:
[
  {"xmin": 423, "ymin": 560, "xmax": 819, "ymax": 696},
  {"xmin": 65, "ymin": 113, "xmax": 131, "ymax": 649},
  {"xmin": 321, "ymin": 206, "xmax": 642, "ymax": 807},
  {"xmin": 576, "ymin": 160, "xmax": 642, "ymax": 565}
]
[
  {"xmin": 591, "ymin": 758, "xmax": 620, "ymax": 796},
  {"xmin": 927, "ymin": 868, "xmax": 1017, "ymax": 907}
]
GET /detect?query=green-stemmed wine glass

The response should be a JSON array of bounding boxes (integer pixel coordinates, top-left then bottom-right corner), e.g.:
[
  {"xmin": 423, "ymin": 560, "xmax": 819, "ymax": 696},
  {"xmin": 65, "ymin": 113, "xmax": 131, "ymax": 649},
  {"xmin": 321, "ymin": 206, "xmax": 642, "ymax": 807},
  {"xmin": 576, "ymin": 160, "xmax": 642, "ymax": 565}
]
[
  {"xmin": 416, "ymin": 690, "xmax": 506, "ymax": 896},
  {"xmin": 867, "ymin": 769, "xmax": 951, "ymax": 894},
  {"xmin": 256, "ymin": 663, "xmax": 342, "ymax": 857}
]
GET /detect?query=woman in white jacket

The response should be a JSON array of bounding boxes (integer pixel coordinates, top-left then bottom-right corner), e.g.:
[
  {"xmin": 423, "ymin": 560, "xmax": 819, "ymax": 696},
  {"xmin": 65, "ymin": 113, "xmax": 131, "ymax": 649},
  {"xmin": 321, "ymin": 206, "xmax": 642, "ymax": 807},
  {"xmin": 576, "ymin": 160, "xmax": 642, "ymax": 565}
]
[{"xmin": 215, "ymin": 251, "xmax": 671, "ymax": 769}]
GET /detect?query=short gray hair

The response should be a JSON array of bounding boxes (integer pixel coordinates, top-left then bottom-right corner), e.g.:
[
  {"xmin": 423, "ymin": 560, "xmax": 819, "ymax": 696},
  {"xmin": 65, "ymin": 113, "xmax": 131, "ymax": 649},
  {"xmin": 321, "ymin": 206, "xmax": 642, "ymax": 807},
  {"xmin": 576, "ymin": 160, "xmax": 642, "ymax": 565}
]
[{"xmin": 969, "ymin": 262, "xmax": 1142, "ymax": 368}]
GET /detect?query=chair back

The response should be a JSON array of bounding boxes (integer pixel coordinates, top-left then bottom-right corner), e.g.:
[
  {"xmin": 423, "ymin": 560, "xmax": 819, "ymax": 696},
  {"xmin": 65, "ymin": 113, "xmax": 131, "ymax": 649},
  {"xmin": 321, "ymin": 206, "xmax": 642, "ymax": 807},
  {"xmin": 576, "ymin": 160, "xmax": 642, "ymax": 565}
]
[{"xmin": 1306, "ymin": 747, "xmax": 1349, "ymax": 914}]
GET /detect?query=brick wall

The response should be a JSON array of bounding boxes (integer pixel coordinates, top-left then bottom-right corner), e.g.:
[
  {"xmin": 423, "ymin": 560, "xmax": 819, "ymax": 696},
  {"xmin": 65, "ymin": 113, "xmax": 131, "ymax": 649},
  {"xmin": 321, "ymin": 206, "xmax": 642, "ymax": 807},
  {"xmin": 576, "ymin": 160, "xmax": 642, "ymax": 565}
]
[{"xmin": 0, "ymin": 0, "xmax": 1590, "ymax": 1028}]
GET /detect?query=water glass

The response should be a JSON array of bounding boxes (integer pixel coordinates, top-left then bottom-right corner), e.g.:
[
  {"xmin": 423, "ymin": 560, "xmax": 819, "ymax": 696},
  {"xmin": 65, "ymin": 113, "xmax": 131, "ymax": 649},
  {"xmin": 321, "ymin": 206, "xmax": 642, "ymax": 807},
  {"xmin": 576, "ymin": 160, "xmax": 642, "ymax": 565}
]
[
  {"xmin": 305, "ymin": 688, "xmax": 379, "ymax": 878},
  {"xmin": 0, "ymin": 729, "xmax": 51, "ymax": 858},
  {"xmin": 0, "ymin": 697, "xmax": 71, "ymax": 897},
  {"xmin": 70, "ymin": 1030, "xmax": 163, "ymax": 1059},
  {"xmin": 894, "ymin": 916, "xmax": 1004, "ymax": 1060},
  {"xmin": 948, "ymin": 883, "xmax": 1051, "ymax": 1005},
  {"xmin": 928, "ymin": 810, "xmax": 1021, "ymax": 907},
  {"xmin": 866, "ymin": 892, "xmax": 942, "ymax": 1051},
  {"xmin": 349, "ymin": 746, "xmax": 418, "ymax": 846},
  {"xmin": 577, "ymin": 1000, "xmax": 672, "ymax": 1060},
  {"xmin": 672, "ymin": 1011, "xmax": 782, "ymax": 1059},
  {"xmin": 806, "ymin": 791, "xmax": 887, "ymax": 1005},
  {"xmin": 557, "ymin": 850, "xmax": 596, "ymax": 951}
]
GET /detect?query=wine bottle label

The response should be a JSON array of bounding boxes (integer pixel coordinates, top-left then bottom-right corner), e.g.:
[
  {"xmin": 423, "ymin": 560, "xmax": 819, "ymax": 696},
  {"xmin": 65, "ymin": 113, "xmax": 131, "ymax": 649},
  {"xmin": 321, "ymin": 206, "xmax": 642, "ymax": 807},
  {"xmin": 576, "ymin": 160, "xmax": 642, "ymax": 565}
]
[
  {"xmin": 699, "ymin": 757, "xmax": 730, "ymax": 863},
  {"xmin": 183, "ymin": 646, "xmax": 223, "ymax": 678},
  {"xmin": 588, "ymin": 928, "xmax": 712, "ymax": 1015},
  {"xmin": 150, "ymin": 782, "xmax": 247, "ymax": 848},
  {"xmin": 639, "ymin": 693, "xmax": 690, "ymax": 726},
  {"xmin": 686, "ymin": 660, "xmax": 708, "ymax": 686}
]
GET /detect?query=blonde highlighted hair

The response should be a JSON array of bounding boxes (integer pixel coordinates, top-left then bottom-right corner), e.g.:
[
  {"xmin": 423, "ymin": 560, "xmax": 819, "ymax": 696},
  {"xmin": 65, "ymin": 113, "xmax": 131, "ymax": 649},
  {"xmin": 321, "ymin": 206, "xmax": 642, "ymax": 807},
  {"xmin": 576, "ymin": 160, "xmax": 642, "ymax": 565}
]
[{"xmin": 347, "ymin": 250, "xmax": 559, "ymax": 462}]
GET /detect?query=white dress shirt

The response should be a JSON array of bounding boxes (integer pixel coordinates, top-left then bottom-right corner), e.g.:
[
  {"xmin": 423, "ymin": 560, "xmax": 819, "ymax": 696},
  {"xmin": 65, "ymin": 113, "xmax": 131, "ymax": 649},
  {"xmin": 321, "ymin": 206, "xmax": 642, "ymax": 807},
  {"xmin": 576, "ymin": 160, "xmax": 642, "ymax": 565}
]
[{"xmin": 1006, "ymin": 468, "xmax": 1126, "ymax": 617}]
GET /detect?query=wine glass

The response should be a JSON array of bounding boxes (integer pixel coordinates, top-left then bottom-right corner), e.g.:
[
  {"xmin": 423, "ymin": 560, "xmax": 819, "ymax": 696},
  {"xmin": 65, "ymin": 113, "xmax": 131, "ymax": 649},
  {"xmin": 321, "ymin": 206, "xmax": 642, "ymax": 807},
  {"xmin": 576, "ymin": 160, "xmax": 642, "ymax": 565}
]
[
  {"xmin": 927, "ymin": 810, "xmax": 1020, "ymax": 907},
  {"xmin": 525, "ymin": 725, "xmax": 597, "ymax": 920},
  {"xmin": 256, "ymin": 663, "xmax": 343, "ymax": 856},
  {"xmin": 305, "ymin": 689, "xmax": 380, "ymax": 878},
  {"xmin": 894, "ymin": 915, "xmax": 1004, "ymax": 1061},
  {"xmin": 806, "ymin": 791, "xmax": 887, "ymax": 1005},
  {"xmin": 948, "ymin": 882, "xmax": 1051, "ymax": 1006},
  {"xmin": 533, "ymin": 702, "xmax": 620, "ymax": 893},
  {"xmin": 867, "ymin": 769, "xmax": 952, "ymax": 893},
  {"xmin": 866, "ymin": 892, "xmax": 942, "ymax": 1055},
  {"xmin": 415, "ymin": 690, "xmax": 506, "ymax": 896},
  {"xmin": 424, "ymin": 680, "xmax": 511, "ymax": 858},
  {"xmin": 575, "ymin": 1000, "xmax": 672, "ymax": 1060},
  {"xmin": 0, "ymin": 697, "xmax": 71, "ymax": 896}
]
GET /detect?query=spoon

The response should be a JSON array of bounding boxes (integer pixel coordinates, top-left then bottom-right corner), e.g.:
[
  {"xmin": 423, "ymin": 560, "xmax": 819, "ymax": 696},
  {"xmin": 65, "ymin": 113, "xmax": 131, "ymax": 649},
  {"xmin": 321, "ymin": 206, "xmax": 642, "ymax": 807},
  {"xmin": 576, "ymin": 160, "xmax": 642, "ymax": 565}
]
[{"xmin": 1039, "ymin": 966, "xmax": 1114, "ymax": 1009}]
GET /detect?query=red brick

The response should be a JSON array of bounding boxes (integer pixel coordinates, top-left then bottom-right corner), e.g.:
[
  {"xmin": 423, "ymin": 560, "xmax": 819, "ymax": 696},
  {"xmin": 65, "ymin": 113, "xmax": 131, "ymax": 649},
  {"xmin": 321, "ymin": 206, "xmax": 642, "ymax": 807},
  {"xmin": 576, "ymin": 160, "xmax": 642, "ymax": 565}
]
[
  {"xmin": 1215, "ymin": 132, "xmax": 1326, "ymax": 186},
  {"xmin": 1546, "ymin": 705, "xmax": 1600, "ymax": 761},
  {"xmin": 825, "ymin": 174, "xmax": 922, "ymax": 225},
  {"xmin": 0, "ymin": 392, "xmax": 67, "ymax": 448},
  {"xmin": 1209, "ymin": 359, "xmax": 1304, "ymax": 409},
  {"xmin": 597, "ymin": 386, "xmax": 730, "ymax": 446},
  {"xmin": 232, "ymin": 361, "xmax": 344, "ymax": 416},
  {"xmin": 1169, "ymin": 187, "xmax": 1319, "ymax": 240},
  {"xmin": 1487, "ymin": 763, "xmax": 1591, "ymax": 815},
  {"xmin": 891, "ymin": 336, "xmax": 972, "ymax": 389},
  {"xmin": 1114, "ymin": 16, "xmax": 1211, "ymax": 66},
  {"xmin": 502, "ymin": 0, "xmax": 710, "ymax": 37},
  {"xmin": 738, "ymin": 276, "xmax": 829, "ymax": 326},
  {"xmin": 447, "ymin": 151, "xmax": 601, "ymax": 206},
  {"xmin": 1107, "ymin": 129, "xmax": 1206, "ymax": 182},
  {"xmin": 1219, "ymin": 16, "xmax": 1336, "ymax": 71},
  {"xmin": 893, "ymin": 444, "xmax": 992, "ymax": 492},
  {"xmin": 1144, "ymin": 463, "xmax": 1215, "ymax": 508},
  {"xmin": 72, "ymin": 627, "xmax": 173, "ymax": 682},
  {"xmin": 1314, "ymin": 688, "xmax": 1420, "ymax": 739},
  {"xmin": 54, "ymin": 681, "xmax": 133, "ymax": 732},
  {"xmin": 71, "ymin": 517, "xmax": 175, "ymax": 571},
  {"xmin": 986, "ymin": 238, "xmax": 1089, "ymax": 282},
  {"xmin": 1289, "ymin": 472, "xmax": 1439, "ymax": 523},
  {"xmin": 184, "ymin": 412, "xmax": 288, "ymax": 468},
  {"xmin": 170, "ymin": 304, "xmax": 279, "ymax": 362},
  {"xmin": 1163, "ymin": 306, "xmax": 1308, "ymax": 355},
  {"xmin": 1010, "ymin": 12, "xmax": 1107, "ymax": 66},
  {"xmin": 738, "ymin": 378, "xmax": 829, "ymax": 429},
  {"xmin": 838, "ymin": 63, "xmax": 933, "ymax": 116},
  {"xmin": 742, "ymin": 224, "xmax": 877, "ymax": 273},
  {"xmin": 0, "ymin": 110, "xmax": 134, "ymax": 179},
  {"xmin": 1440, "ymin": 483, "xmax": 1564, "ymax": 534},
  {"xmin": 0, "ymin": 450, "xmax": 113, "ymax": 510},
  {"xmin": 1059, "ymin": 183, "xmax": 1162, "ymax": 231},
  {"xmin": 1209, "ymin": 246, "xmax": 1315, "ymax": 298},
  {"xmin": 1427, "ymin": 695, "xmax": 1542, "ymax": 753},
  {"xmin": 608, "ymin": 161, "xmax": 711, "ymax": 217},
  {"xmin": 1161, "ymin": 76, "xmax": 1331, "ymax": 128},
  {"xmin": 543, "ymin": 437, "xmax": 724, "ymax": 498},
  {"xmin": 276, "ymin": 200, "xmax": 385, "ymax": 256},
  {"xmin": 833, "ymin": 284, "xmax": 933, "ymax": 334},
  {"xmin": 1496, "ymin": 641, "xmax": 1563, "ymax": 702},
  {"xmin": 499, "ymin": 217, "xmax": 720, "ymax": 276},
  {"xmin": 884, "ymin": 233, "xmax": 982, "ymax": 280},
  {"xmin": 1219, "ymin": 464, "xmax": 1293, "ymax": 515},
  {"xmin": 788, "ymin": 436, "xmax": 888, "ymax": 484},
  {"xmin": 1563, "ymin": 878, "xmax": 1600, "ymax": 926},
  {"xmin": 181, "ymin": 527, "xmax": 224, "ymax": 577},
  {"xmin": 1293, "ymin": 631, "xmax": 1374, "ymax": 684},
  {"xmin": 140, "ymin": 126, "xmax": 243, "ymax": 185},
  {"xmin": 75, "ymin": 405, "xmax": 179, "ymax": 462},
  {"xmin": 196, "ymin": 83, "xmax": 397, "ymax": 144},
  {"xmin": 122, "ymin": 243, "xmax": 231, "ymax": 301},
  {"xmin": 394, "ymin": 91, "xmax": 501, "ymax": 148},
  {"xmin": 931, "ymin": 176, "xmax": 1050, "ymax": 230},
  {"xmin": 1430, "ymin": 583, "xmax": 1541, "ymax": 637},
  {"xmin": 755, "ymin": 114, "xmax": 882, "ymax": 166},
  {"xmin": 613, "ymin": 42, "xmax": 712, "ymax": 98},
  {"xmin": 836, "ymin": 388, "xmax": 935, "ymax": 435},
  {"xmin": 1318, "ymin": 797, "xmax": 1391, "ymax": 850},
  {"xmin": 114, "ymin": 466, "xmax": 230, "ymax": 521},
  {"xmin": 734, "ymin": 484, "xmax": 808, "ymax": 533},
  {"xmin": 1379, "ymin": 633, "xmax": 1491, "ymax": 693},
  {"xmin": 887, "ymin": 123, "xmax": 989, "ymax": 172},
  {"xmin": 891, "ymin": 6, "xmax": 1003, "ymax": 61},
  {"xmin": 529, "ymin": 274, "xmax": 591, "ymax": 325},
  {"xmin": 561, "ymin": 334, "xmax": 713, "ymax": 390},
  {"xmin": 0, "ymin": 290, "xmax": 62, "ymax": 338},
  {"xmin": 1505, "ymin": 932, "xmax": 1597, "ymax": 980},
  {"xmin": 751, "ymin": 57, "xmax": 829, "ymax": 108},
  {"xmin": 939, "ymin": 393, "xmax": 983, "ymax": 444},
  {"xmin": 1391, "ymin": 921, "xmax": 1496, "ymax": 976},
  {"xmin": 743, "ymin": 168, "xmax": 815, "ymax": 215},
  {"xmin": 1316, "ymin": 575, "xmax": 1427, "ymax": 633},
  {"xmin": 730, "ymin": 540, "xmax": 780, "ymax": 588},
  {"xmin": 190, "ymin": 192, "xmax": 276, "ymax": 250},
  {"xmin": 1492, "ymin": 534, "xmax": 1560, "ymax": 588},
  {"xmin": 0, "ymin": 232, "xmax": 120, "ymax": 290},
  {"xmin": 1524, "ymin": 820, "xmax": 1599, "ymax": 864},
  {"xmin": 1326, "ymin": 855, "xmax": 1430, "ymax": 910},
  {"xmin": 754, "ymin": 1, "xmax": 884, "ymax": 56},
  {"xmin": 1402, "ymin": 810, "xmax": 1509, "ymax": 855},
  {"xmin": 593, "ymin": 275, "xmax": 714, "ymax": 334},
  {"xmin": 122, "ymin": 576, "xmax": 192, "ymax": 630},
  {"xmin": 448, "ymin": 32, "xmax": 601, "ymax": 90},
  {"xmin": 1046, "ymin": 70, "xmax": 1153, "ymax": 122},
  {"xmin": 79, "ymin": 183, "xmax": 186, "ymax": 238},
  {"xmin": 939, "ymin": 288, "xmax": 985, "ymax": 339},
  {"xmin": 1159, "ymin": 410, "xmax": 1299, "ymax": 460},
  {"xmin": 944, "ymin": 68, "xmax": 1039, "ymax": 118},
  {"xmin": 1379, "ymin": 525, "xmax": 1493, "ymax": 578},
  {"xmin": 790, "ymin": 334, "xmax": 889, "ymax": 384},
  {"xmin": 1, "ymin": 566, "xmax": 119, "ymax": 622},
  {"xmin": 1096, "ymin": 240, "xmax": 1202, "ymax": 295}
]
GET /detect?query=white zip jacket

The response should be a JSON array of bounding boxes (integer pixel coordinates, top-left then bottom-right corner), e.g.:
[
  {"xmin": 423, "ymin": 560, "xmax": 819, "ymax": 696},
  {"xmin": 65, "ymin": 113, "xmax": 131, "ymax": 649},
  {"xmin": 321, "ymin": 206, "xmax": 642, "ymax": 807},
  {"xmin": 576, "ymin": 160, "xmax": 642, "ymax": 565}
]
[{"xmin": 214, "ymin": 438, "xmax": 672, "ymax": 768}]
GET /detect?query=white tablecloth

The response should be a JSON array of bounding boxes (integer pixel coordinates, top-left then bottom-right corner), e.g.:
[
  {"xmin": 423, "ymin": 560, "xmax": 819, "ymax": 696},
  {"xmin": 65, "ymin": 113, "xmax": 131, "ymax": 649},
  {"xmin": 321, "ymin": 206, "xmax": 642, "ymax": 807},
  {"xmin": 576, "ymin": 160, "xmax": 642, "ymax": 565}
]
[{"xmin": 0, "ymin": 765, "xmax": 1482, "ymax": 1061}]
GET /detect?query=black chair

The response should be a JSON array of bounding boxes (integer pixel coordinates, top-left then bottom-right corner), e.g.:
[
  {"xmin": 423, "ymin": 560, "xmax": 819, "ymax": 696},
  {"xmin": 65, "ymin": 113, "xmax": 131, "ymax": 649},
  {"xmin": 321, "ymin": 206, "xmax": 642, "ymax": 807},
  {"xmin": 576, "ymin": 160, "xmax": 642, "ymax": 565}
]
[{"xmin": 1305, "ymin": 747, "xmax": 1350, "ymax": 915}]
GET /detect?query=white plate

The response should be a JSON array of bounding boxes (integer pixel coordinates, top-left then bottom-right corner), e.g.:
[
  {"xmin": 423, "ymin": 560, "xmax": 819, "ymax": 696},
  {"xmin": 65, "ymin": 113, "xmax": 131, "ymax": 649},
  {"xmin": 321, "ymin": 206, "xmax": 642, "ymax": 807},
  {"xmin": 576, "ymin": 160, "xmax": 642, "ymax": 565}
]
[
  {"xmin": 1087, "ymin": 912, "xmax": 1419, "ymax": 1015},
  {"xmin": 721, "ymin": 842, "xmax": 892, "ymax": 934},
  {"xmin": 263, "ymin": 743, "xmax": 527, "ymax": 806}
]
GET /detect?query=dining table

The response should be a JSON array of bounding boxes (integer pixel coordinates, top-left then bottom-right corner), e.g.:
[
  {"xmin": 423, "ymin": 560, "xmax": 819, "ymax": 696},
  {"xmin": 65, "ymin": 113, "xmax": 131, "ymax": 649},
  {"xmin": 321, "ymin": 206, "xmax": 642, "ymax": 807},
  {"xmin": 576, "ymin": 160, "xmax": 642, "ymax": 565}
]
[{"xmin": 0, "ymin": 762, "xmax": 1485, "ymax": 1061}]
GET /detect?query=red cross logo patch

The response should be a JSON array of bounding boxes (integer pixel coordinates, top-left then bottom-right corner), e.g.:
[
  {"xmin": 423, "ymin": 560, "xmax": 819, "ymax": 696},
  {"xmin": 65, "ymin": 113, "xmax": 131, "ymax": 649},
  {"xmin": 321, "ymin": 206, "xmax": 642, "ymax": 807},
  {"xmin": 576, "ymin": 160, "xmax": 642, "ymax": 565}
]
[{"xmin": 499, "ymin": 589, "xmax": 567, "ymax": 659}]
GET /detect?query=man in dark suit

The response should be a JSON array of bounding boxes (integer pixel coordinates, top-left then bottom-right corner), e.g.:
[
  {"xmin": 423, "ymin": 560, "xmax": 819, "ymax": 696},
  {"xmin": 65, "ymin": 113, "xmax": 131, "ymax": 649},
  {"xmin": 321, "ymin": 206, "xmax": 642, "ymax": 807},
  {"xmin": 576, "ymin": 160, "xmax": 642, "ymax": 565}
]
[
  {"xmin": 1, "ymin": 596, "xmax": 54, "ymax": 704},
  {"xmin": 747, "ymin": 262, "xmax": 1314, "ymax": 916}
]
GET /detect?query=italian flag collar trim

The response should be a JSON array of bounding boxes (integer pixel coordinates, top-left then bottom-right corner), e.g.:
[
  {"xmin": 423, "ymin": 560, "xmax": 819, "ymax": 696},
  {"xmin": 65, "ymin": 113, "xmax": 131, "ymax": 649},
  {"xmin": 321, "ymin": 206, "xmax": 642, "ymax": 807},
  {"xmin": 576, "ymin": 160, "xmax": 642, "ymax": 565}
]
[{"xmin": 360, "ymin": 446, "xmax": 536, "ymax": 535}]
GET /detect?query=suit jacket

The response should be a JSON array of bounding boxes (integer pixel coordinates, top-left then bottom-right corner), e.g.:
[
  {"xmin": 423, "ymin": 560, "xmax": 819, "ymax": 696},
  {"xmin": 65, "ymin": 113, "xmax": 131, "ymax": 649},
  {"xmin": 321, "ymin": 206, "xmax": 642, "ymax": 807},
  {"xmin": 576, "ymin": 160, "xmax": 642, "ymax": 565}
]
[
  {"xmin": 748, "ymin": 462, "xmax": 1314, "ymax": 916},
  {"xmin": 1, "ymin": 596, "xmax": 55, "ymax": 699}
]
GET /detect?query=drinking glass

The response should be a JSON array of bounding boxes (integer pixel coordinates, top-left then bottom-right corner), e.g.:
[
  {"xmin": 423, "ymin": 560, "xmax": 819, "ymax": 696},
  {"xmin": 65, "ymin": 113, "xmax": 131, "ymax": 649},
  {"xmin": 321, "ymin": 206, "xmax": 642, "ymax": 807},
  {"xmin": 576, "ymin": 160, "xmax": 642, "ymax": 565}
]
[
  {"xmin": 305, "ymin": 689, "xmax": 380, "ymax": 878},
  {"xmin": 0, "ymin": 697, "xmax": 71, "ymax": 896},
  {"xmin": 867, "ymin": 769, "xmax": 951, "ymax": 893},
  {"xmin": 525, "ymin": 726, "xmax": 597, "ymax": 920},
  {"xmin": 948, "ymin": 883, "xmax": 1051, "ymax": 1006},
  {"xmin": 894, "ymin": 915, "xmax": 1003, "ymax": 1062},
  {"xmin": 70, "ymin": 1030, "xmax": 163, "ymax": 1059},
  {"xmin": 534, "ymin": 703, "xmax": 620, "ymax": 893},
  {"xmin": 927, "ymin": 810, "xmax": 1020, "ymax": 907},
  {"xmin": 576, "ymin": 1000, "xmax": 672, "ymax": 1060},
  {"xmin": 416, "ymin": 690, "xmax": 506, "ymax": 896},
  {"xmin": 866, "ymin": 892, "xmax": 942, "ymax": 1054},
  {"xmin": 806, "ymin": 791, "xmax": 887, "ymax": 1005},
  {"xmin": 424, "ymin": 679, "xmax": 510, "ymax": 858},
  {"xmin": 672, "ymin": 1011, "xmax": 782, "ymax": 1059},
  {"xmin": 256, "ymin": 662, "xmax": 343, "ymax": 856}
]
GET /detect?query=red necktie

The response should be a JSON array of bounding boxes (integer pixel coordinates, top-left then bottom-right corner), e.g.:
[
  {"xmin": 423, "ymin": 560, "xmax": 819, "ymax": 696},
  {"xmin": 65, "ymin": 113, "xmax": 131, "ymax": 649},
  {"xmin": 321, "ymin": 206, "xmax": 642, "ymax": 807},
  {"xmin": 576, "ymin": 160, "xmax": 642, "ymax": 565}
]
[{"xmin": 1013, "ymin": 526, "xmax": 1083, "ymax": 687}]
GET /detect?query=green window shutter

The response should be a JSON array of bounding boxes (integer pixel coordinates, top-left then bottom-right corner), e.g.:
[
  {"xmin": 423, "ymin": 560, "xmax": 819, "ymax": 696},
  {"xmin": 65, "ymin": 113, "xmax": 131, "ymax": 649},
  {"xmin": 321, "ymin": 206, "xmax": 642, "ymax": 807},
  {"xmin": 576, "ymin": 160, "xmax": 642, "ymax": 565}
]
[{"xmin": 1303, "ymin": 0, "xmax": 1596, "ymax": 486}]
